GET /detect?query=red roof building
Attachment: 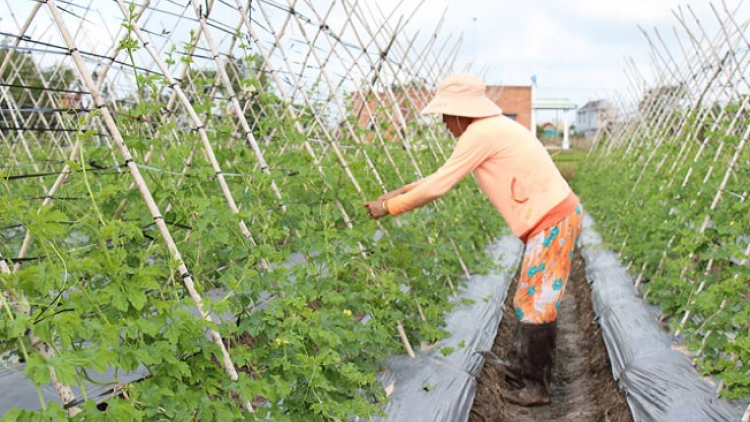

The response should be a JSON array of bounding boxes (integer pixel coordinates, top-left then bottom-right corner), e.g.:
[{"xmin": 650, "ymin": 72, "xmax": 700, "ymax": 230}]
[{"xmin": 349, "ymin": 84, "xmax": 533, "ymax": 141}]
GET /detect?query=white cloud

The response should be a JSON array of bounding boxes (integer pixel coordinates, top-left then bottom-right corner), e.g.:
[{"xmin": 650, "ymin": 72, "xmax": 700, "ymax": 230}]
[{"xmin": 380, "ymin": 0, "xmax": 746, "ymax": 108}]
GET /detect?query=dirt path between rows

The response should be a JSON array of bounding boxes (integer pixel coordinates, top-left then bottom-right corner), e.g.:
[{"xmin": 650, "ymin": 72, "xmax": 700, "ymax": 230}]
[{"xmin": 470, "ymin": 251, "xmax": 634, "ymax": 422}]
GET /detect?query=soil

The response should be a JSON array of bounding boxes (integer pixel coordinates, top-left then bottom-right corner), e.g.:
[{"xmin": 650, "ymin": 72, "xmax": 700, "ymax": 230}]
[{"xmin": 470, "ymin": 251, "xmax": 634, "ymax": 422}]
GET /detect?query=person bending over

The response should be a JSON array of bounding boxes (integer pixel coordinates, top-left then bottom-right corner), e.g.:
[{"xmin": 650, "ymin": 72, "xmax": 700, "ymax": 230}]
[{"xmin": 363, "ymin": 73, "xmax": 583, "ymax": 406}]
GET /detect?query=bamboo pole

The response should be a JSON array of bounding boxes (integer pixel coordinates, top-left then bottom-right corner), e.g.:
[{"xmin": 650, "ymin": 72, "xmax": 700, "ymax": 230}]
[
  {"xmin": 44, "ymin": 0, "xmax": 253, "ymax": 413},
  {"xmin": 114, "ymin": 0, "xmax": 264, "ymax": 247}
]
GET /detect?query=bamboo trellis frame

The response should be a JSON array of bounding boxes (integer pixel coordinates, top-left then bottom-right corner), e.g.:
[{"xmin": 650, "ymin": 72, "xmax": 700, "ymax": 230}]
[
  {"xmin": 0, "ymin": 0, "xmax": 490, "ymax": 415},
  {"xmin": 587, "ymin": 1, "xmax": 749, "ymax": 409}
]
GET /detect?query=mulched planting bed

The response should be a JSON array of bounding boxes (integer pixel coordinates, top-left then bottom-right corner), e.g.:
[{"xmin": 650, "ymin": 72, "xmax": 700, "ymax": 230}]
[{"xmin": 470, "ymin": 251, "xmax": 634, "ymax": 422}]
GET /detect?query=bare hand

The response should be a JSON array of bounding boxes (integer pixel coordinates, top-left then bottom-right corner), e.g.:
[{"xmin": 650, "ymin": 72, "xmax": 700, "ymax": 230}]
[{"xmin": 363, "ymin": 200, "xmax": 389, "ymax": 220}]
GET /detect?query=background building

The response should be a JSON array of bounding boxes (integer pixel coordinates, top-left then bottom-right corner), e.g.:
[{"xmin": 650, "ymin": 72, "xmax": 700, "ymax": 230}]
[
  {"xmin": 575, "ymin": 99, "xmax": 618, "ymax": 138},
  {"xmin": 486, "ymin": 85, "xmax": 532, "ymax": 130},
  {"xmin": 350, "ymin": 84, "xmax": 533, "ymax": 140}
]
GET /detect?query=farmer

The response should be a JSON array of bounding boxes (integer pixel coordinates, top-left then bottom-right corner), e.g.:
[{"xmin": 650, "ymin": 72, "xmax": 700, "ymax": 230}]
[{"xmin": 363, "ymin": 73, "xmax": 583, "ymax": 406}]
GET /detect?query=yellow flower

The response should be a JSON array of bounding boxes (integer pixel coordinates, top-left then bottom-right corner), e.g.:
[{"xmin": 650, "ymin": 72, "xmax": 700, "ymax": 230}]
[{"xmin": 343, "ymin": 309, "xmax": 352, "ymax": 316}]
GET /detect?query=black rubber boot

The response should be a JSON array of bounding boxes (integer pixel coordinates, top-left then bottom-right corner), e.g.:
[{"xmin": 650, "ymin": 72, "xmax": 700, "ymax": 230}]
[{"xmin": 492, "ymin": 321, "xmax": 557, "ymax": 406}]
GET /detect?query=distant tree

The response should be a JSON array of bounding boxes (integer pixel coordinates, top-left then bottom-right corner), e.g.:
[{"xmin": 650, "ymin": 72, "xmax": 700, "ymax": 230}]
[
  {"xmin": 1, "ymin": 47, "xmax": 79, "ymax": 108},
  {"xmin": 0, "ymin": 47, "xmax": 45, "ymax": 109},
  {"xmin": 41, "ymin": 65, "xmax": 78, "ymax": 108},
  {"xmin": 638, "ymin": 84, "xmax": 686, "ymax": 115},
  {"xmin": 42, "ymin": 65, "xmax": 77, "ymax": 91}
]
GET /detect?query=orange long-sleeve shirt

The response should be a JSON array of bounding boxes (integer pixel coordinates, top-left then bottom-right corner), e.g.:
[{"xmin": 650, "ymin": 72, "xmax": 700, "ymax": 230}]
[{"xmin": 387, "ymin": 115, "xmax": 579, "ymax": 241}]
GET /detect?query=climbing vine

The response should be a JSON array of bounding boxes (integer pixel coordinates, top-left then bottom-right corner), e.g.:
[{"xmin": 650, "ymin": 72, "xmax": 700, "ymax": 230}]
[
  {"xmin": 0, "ymin": 49, "xmax": 504, "ymax": 421},
  {"xmin": 575, "ymin": 104, "xmax": 750, "ymax": 398}
]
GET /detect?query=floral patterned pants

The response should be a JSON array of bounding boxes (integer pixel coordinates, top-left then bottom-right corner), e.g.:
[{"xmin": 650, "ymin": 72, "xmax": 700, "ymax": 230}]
[{"xmin": 514, "ymin": 205, "xmax": 584, "ymax": 324}]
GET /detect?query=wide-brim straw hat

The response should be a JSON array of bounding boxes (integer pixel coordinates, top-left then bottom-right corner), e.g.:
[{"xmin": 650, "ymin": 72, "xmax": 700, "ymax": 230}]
[{"xmin": 420, "ymin": 73, "xmax": 503, "ymax": 118}]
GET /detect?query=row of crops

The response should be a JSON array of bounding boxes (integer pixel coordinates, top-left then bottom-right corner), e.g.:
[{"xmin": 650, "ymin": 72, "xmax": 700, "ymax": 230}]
[
  {"xmin": 574, "ymin": 1, "xmax": 750, "ymax": 404},
  {"xmin": 1, "ymin": 1, "xmax": 505, "ymax": 420},
  {"xmin": 4, "ymin": 0, "xmax": 749, "ymax": 420}
]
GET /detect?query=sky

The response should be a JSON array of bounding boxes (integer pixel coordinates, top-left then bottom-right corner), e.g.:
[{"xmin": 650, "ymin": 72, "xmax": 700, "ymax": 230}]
[
  {"xmin": 1, "ymin": 0, "xmax": 746, "ymax": 118},
  {"xmin": 372, "ymin": 0, "xmax": 745, "ymax": 110}
]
